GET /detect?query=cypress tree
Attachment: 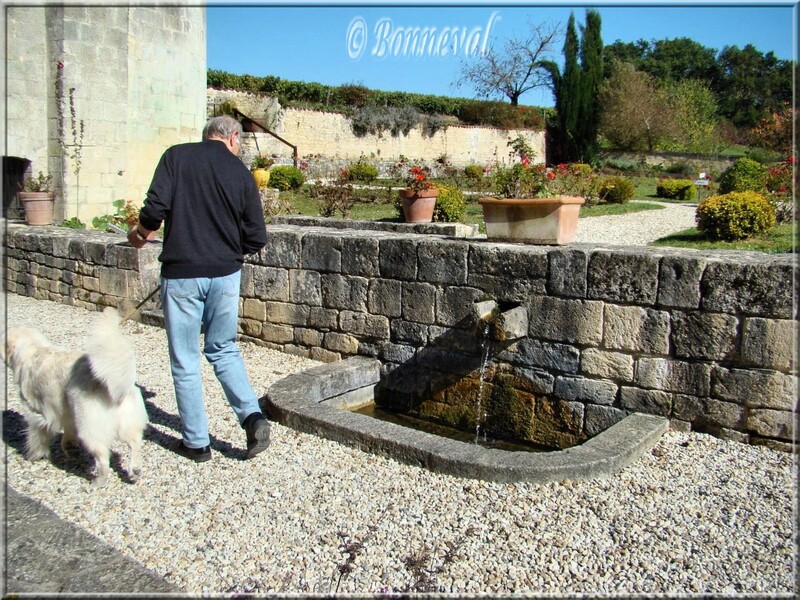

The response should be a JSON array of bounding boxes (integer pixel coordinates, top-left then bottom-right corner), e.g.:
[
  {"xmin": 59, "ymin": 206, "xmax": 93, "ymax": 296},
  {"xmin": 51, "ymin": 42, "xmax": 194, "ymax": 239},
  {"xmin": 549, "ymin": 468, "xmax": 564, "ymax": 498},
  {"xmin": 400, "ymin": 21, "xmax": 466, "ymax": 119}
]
[
  {"xmin": 578, "ymin": 9, "xmax": 603, "ymax": 162},
  {"xmin": 544, "ymin": 10, "xmax": 604, "ymax": 163}
]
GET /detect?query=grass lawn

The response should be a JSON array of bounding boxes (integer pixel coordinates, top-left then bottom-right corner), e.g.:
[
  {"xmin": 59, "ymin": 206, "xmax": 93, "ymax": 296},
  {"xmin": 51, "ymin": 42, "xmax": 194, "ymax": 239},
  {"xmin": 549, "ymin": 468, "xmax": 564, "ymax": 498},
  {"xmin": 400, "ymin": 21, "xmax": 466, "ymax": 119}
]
[{"xmin": 651, "ymin": 223, "xmax": 796, "ymax": 254}]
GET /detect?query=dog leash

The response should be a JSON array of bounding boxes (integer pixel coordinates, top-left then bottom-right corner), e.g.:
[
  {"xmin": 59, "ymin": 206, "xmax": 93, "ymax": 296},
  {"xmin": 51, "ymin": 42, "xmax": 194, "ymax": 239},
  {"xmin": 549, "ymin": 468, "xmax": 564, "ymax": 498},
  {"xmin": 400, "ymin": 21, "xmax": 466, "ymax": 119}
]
[{"xmin": 119, "ymin": 284, "xmax": 162, "ymax": 325}]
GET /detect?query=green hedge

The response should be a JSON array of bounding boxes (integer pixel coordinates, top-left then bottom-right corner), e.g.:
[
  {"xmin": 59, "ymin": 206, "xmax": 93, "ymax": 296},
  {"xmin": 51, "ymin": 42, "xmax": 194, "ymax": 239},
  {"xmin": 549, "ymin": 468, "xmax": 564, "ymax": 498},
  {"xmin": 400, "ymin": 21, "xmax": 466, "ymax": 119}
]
[{"xmin": 656, "ymin": 178, "xmax": 697, "ymax": 201}]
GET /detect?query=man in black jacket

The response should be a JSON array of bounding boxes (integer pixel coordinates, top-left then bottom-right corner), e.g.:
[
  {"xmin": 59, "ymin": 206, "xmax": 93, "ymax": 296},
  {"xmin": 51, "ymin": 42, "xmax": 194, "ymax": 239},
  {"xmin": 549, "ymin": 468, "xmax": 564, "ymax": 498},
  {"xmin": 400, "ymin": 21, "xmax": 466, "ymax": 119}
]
[{"xmin": 128, "ymin": 115, "xmax": 270, "ymax": 463}]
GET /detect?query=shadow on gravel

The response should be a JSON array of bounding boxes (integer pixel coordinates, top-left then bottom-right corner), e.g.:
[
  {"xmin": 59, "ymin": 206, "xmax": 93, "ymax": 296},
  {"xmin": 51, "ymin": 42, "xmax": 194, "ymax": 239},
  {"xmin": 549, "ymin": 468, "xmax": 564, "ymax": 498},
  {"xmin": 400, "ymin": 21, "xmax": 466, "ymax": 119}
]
[{"xmin": 140, "ymin": 387, "xmax": 250, "ymax": 461}]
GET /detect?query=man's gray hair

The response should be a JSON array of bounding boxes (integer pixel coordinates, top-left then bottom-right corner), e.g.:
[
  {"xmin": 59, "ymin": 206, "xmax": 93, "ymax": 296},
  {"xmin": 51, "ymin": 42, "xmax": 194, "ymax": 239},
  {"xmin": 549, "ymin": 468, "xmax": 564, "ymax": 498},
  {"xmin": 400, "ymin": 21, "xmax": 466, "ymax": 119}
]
[{"xmin": 202, "ymin": 115, "xmax": 243, "ymax": 140}]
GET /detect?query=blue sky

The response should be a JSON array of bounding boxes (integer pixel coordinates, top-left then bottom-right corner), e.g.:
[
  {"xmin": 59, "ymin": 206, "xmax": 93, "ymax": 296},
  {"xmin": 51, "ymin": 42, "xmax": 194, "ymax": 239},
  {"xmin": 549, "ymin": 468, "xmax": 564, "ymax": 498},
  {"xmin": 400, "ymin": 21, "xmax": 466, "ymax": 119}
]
[{"xmin": 207, "ymin": 2, "xmax": 797, "ymax": 107}]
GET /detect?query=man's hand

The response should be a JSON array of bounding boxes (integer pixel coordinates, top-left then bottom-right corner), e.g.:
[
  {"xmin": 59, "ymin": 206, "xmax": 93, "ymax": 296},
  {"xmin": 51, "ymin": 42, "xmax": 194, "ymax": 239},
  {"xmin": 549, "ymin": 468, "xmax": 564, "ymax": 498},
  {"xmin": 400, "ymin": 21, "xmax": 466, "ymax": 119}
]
[{"xmin": 127, "ymin": 222, "xmax": 152, "ymax": 249}]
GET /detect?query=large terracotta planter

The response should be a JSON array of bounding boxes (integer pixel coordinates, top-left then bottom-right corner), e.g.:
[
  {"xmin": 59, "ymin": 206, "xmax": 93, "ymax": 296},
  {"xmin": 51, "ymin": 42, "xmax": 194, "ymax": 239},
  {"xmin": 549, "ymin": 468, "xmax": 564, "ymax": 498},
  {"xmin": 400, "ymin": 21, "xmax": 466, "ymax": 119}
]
[
  {"xmin": 398, "ymin": 188, "xmax": 439, "ymax": 223},
  {"xmin": 19, "ymin": 191, "xmax": 55, "ymax": 225},
  {"xmin": 478, "ymin": 196, "xmax": 585, "ymax": 245}
]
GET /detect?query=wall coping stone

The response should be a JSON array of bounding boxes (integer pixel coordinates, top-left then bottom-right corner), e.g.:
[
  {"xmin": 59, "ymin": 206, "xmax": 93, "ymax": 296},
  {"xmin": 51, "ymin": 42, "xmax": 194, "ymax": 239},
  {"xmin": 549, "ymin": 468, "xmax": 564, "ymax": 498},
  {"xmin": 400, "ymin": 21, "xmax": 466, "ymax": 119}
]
[{"xmin": 271, "ymin": 216, "xmax": 481, "ymax": 238}]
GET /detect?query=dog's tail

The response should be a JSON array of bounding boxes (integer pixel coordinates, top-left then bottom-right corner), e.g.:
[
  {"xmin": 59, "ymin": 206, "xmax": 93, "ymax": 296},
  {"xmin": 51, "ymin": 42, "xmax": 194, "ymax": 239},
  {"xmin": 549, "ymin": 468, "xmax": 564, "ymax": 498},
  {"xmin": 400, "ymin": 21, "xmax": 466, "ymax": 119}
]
[{"xmin": 85, "ymin": 307, "xmax": 137, "ymax": 404}]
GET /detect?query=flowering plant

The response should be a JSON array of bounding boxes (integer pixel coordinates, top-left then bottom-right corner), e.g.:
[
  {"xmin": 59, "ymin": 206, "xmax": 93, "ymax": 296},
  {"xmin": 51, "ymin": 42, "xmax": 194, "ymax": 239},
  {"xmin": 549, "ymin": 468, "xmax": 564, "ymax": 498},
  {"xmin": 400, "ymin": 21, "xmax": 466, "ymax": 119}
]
[
  {"xmin": 492, "ymin": 158, "xmax": 599, "ymax": 200},
  {"xmin": 405, "ymin": 165, "xmax": 436, "ymax": 192},
  {"xmin": 766, "ymin": 155, "xmax": 795, "ymax": 196}
]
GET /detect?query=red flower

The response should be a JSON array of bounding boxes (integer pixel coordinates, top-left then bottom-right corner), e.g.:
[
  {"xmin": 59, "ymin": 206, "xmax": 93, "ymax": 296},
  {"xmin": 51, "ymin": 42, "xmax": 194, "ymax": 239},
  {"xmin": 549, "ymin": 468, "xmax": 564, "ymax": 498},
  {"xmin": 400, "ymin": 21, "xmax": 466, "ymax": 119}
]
[{"xmin": 546, "ymin": 171, "xmax": 556, "ymax": 180}]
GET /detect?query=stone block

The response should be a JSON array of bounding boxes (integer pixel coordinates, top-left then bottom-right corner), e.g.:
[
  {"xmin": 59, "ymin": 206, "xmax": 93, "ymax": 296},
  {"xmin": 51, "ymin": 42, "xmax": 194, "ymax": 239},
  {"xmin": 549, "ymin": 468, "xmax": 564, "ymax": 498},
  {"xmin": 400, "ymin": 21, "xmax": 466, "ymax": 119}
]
[
  {"xmin": 528, "ymin": 296, "xmax": 603, "ymax": 345},
  {"xmin": 323, "ymin": 332, "xmax": 359, "ymax": 354},
  {"xmin": 368, "ymin": 279, "xmax": 403, "ymax": 317},
  {"xmin": 262, "ymin": 230, "xmax": 301, "ymax": 269},
  {"xmin": 391, "ymin": 320, "xmax": 428, "ymax": 345},
  {"xmin": 290, "ymin": 270, "xmax": 322, "ymax": 305},
  {"xmin": 261, "ymin": 323, "xmax": 294, "ymax": 344},
  {"xmin": 499, "ymin": 338, "xmax": 580, "ymax": 373},
  {"xmin": 620, "ymin": 387, "xmax": 673, "ymax": 416},
  {"xmin": 242, "ymin": 298, "xmax": 266, "ymax": 321},
  {"xmin": 302, "ymin": 233, "xmax": 341, "ymax": 272},
  {"xmin": 711, "ymin": 367, "xmax": 797, "ymax": 410},
  {"xmin": 673, "ymin": 394, "xmax": 746, "ymax": 429},
  {"xmin": 308, "ymin": 307, "xmax": 339, "ymax": 330},
  {"xmin": 322, "ymin": 274, "xmax": 368, "ymax": 311},
  {"xmin": 547, "ymin": 248, "xmax": 588, "ymax": 298},
  {"xmin": 402, "ymin": 282, "xmax": 437, "ymax": 324},
  {"xmin": 671, "ymin": 311, "xmax": 739, "ymax": 361},
  {"xmin": 741, "ymin": 317, "xmax": 797, "ymax": 372},
  {"xmin": 239, "ymin": 318, "xmax": 262, "ymax": 339},
  {"xmin": 84, "ymin": 240, "xmax": 108, "ymax": 265},
  {"xmin": 555, "ymin": 376, "xmax": 618, "ymax": 405},
  {"xmin": 428, "ymin": 326, "xmax": 482, "ymax": 355},
  {"xmin": 701, "ymin": 259, "xmax": 795, "ymax": 318},
  {"xmin": 252, "ymin": 267, "xmax": 290, "ymax": 302},
  {"xmin": 587, "ymin": 250, "xmax": 660, "ymax": 304},
  {"xmin": 747, "ymin": 408, "xmax": 794, "ymax": 440},
  {"xmin": 339, "ymin": 311, "xmax": 389, "ymax": 338},
  {"xmin": 636, "ymin": 357, "xmax": 711, "ymax": 396},
  {"xmin": 295, "ymin": 327, "xmax": 325, "ymax": 347},
  {"xmin": 342, "ymin": 236, "xmax": 379, "ymax": 277},
  {"xmin": 603, "ymin": 305, "xmax": 670, "ymax": 354},
  {"xmin": 657, "ymin": 255, "xmax": 705, "ymax": 308},
  {"xmin": 584, "ymin": 405, "xmax": 627, "ymax": 436},
  {"xmin": 581, "ymin": 348, "xmax": 634, "ymax": 381},
  {"xmin": 468, "ymin": 245, "xmax": 548, "ymax": 302},
  {"xmin": 379, "ymin": 237, "xmax": 418, "ymax": 281},
  {"xmin": 417, "ymin": 240, "xmax": 468, "ymax": 285},
  {"xmin": 381, "ymin": 342, "xmax": 416, "ymax": 364},
  {"xmin": 310, "ymin": 347, "xmax": 340, "ymax": 363},
  {"xmin": 510, "ymin": 367, "xmax": 555, "ymax": 395},
  {"xmin": 264, "ymin": 301, "xmax": 310, "ymax": 326},
  {"xmin": 436, "ymin": 286, "xmax": 484, "ymax": 327},
  {"xmin": 466, "ymin": 273, "xmax": 546, "ymax": 302}
]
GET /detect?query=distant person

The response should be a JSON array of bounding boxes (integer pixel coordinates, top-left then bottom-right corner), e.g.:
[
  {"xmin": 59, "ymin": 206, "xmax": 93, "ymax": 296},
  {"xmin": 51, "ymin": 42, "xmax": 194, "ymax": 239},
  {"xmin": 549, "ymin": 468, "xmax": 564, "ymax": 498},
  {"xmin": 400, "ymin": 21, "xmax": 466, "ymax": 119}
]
[{"xmin": 127, "ymin": 115, "xmax": 269, "ymax": 463}]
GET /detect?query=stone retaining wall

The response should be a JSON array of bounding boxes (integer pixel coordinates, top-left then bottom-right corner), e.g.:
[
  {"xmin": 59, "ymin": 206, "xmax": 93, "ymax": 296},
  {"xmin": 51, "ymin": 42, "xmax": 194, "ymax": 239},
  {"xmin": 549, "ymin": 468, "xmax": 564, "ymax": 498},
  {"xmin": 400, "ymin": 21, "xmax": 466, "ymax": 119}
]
[{"xmin": 4, "ymin": 223, "xmax": 797, "ymax": 451}]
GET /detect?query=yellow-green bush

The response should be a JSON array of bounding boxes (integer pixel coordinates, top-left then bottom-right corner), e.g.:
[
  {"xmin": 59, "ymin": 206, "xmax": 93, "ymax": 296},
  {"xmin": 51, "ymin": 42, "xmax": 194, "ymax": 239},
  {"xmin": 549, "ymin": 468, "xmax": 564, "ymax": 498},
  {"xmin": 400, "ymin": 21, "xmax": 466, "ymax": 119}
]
[
  {"xmin": 696, "ymin": 191, "xmax": 776, "ymax": 241},
  {"xmin": 268, "ymin": 166, "xmax": 305, "ymax": 191},
  {"xmin": 597, "ymin": 176, "xmax": 634, "ymax": 204},
  {"xmin": 656, "ymin": 178, "xmax": 697, "ymax": 201},
  {"xmin": 718, "ymin": 158, "xmax": 767, "ymax": 194},
  {"xmin": 433, "ymin": 183, "xmax": 466, "ymax": 223}
]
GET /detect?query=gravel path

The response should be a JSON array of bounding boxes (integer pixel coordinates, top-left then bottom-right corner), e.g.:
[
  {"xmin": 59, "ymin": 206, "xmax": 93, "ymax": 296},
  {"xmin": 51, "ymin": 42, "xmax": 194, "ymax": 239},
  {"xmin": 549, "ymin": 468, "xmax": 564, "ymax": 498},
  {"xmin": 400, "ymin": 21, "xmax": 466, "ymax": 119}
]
[
  {"xmin": 3, "ymin": 293, "xmax": 796, "ymax": 595},
  {"xmin": 575, "ymin": 201, "xmax": 697, "ymax": 245}
]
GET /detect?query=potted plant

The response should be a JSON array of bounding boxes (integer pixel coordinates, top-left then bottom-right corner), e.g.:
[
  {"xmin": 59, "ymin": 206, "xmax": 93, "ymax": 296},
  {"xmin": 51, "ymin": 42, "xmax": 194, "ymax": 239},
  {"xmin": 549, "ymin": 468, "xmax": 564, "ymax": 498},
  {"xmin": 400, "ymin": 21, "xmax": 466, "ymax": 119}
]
[
  {"xmin": 251, "ymin": 154, "xmax": 274, "ymax": 189},
  {"xmin": 398, "ymin": 165, "xmax": 439, "ymax": 223},
  {"xmin": 19, "ymin": 171, "xmax": 55, "ymax": 226},
  {"xmin": 478, "ymin": 138, "xmax": 587, "ymax": 244}
]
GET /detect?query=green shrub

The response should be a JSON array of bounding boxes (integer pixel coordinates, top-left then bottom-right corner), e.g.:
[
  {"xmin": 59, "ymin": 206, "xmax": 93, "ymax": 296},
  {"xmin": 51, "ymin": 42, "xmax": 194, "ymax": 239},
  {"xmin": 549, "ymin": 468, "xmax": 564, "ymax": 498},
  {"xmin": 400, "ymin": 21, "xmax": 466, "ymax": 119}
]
[
  {"xmin": 464, "ymin": 165, "xmax": 484, "ymax": 184},
  {"xmin": 696, "ymin": 191, "xmax": 776, "ymax": 241},
  {"xmin": 718, "ymin": 158, "xmax": 767, "ymax": 194},
  {"xmin": 346, "ymin": 161, "xmax": 378, "ymax": 182},
  {"xmin": 597, "ymin": 176, "xmax": 634, "ymax": 204},
  {"xmin": 656, "ymin": 178, "xmax": 697, "ymax": 201},
  {"xmin": 268, "ymin": 165, "xmax": 305, "ymax": 191},
  {"xmin": 432, "ymin": 183, "xmax": 466, "ymax": 223}
]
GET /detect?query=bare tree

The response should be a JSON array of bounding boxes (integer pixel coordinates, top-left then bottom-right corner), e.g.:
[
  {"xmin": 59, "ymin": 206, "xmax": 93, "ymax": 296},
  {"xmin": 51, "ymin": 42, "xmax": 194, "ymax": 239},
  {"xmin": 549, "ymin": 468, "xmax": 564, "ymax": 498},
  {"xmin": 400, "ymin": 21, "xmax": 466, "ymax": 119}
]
[{"xmin": 455, "ymin": 22, "xmax": 561, "ymax": 106}]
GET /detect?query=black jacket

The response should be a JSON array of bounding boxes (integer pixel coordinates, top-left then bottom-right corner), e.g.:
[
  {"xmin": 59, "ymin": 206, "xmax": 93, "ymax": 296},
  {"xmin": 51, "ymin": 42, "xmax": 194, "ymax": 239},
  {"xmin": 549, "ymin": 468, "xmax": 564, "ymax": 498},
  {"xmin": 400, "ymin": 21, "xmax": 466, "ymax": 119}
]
[{"xmin": 138, "ymin": 139, "xmax": 267, "ymax": 279}]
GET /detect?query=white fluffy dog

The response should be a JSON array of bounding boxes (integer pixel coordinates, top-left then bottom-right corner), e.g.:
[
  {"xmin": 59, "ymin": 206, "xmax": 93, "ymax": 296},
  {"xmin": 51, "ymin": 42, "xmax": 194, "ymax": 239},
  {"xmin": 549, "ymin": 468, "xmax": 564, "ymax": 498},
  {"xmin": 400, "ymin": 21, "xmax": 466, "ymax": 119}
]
[{"xmin": 2, "ymin": 307, "xmax": 148, "ymax": 486}]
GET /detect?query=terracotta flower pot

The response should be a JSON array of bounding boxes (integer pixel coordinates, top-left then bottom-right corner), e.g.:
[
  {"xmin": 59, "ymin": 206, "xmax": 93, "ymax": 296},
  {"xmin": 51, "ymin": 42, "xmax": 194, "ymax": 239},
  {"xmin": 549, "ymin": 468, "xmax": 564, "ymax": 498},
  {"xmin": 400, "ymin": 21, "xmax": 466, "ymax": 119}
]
[
  {"xmin": 478, "ymin": 196, "xmax": 585, "ymax": 245},
  {"xmin": 19, "ymin": 191, "xmax": 55, "ymax": 225},
  {"xmin": 398, "ymin": 188, "xmax": 439, "ymax": 223}
]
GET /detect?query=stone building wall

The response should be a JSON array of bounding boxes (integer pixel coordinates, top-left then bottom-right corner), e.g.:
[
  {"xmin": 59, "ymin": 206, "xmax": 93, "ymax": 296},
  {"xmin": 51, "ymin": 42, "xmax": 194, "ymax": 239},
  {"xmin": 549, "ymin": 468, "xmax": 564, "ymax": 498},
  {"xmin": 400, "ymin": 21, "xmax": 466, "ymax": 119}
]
[
  {"xmin": 4, "ymin": 224, "xmax": 797, "ymax": 452},
  {"xmin": 5, "ymin": 6, "xmax": 206, "ymax": 223},
  {"xmin": 207, "ymin": 89, "xmax": 546, "ymax": 170}
]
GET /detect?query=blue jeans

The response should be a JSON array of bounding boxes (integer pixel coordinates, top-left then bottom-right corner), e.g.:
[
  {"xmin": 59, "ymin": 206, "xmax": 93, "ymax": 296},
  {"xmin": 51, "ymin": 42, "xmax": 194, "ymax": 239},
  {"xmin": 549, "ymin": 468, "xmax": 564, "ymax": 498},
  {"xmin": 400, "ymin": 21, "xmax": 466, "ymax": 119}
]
[{"xmin": 161, "ymin": 271, "xmax": 261, "ymax": 449}]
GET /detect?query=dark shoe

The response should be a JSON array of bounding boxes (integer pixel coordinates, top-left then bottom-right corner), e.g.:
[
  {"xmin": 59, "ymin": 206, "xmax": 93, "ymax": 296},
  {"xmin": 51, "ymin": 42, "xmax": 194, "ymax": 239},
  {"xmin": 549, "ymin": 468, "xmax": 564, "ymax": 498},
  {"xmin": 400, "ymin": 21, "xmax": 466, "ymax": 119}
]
[
  {"xmin": 243, "ymin": 413, "xmax": 271, "ymax": 459},
  {"xmin": 175, "ymin": 440, "xmax": 211, "ymax": 463}
]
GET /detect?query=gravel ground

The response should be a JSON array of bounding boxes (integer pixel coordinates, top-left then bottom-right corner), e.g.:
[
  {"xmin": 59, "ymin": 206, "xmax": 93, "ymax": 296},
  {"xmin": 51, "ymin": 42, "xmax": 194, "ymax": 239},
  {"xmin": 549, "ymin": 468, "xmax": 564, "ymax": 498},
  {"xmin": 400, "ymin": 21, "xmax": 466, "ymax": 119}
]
[
  {"xmin": 575, "ymin": 201, "xmax": 697, "ymax": 245},
  {"xmin": 3, "ymin": 292, "xmax": 796, "ymax": 595}
]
